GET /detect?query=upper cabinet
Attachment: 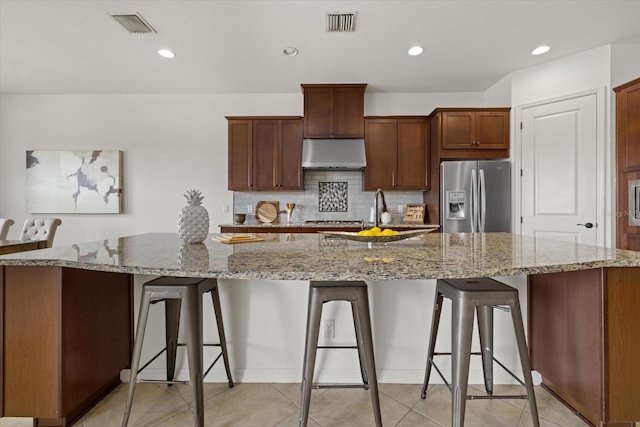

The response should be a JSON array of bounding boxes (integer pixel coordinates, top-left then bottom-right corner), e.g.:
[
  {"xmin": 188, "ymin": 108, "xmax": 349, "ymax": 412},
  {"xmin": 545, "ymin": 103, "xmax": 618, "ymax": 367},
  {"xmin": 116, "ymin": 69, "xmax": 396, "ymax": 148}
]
[
  {"xmin": 301, "ymin": 84, "xmax": 367, "ymax": 138},
  {"xmin": 364, "ymin": 117, "xmax": 429, "ymax": 191},
  {"xmin": 430, "ymin": 108, "xmax": 510, "ymax": 159},
  {"xmin": 615, "ymin": 77, "xmax": 640, "ymax": 173},
  {"xmin": 227, "ymin": 116, "xmax": 303, "ymax": 191}
]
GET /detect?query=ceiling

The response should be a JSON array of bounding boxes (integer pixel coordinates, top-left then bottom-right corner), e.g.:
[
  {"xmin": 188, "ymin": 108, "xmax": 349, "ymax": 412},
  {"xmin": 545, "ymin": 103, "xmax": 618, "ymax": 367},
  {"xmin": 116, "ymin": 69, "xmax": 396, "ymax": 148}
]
[{"xmin": 1, "ymin": 0, "xmax": 640, "ymax": 95}]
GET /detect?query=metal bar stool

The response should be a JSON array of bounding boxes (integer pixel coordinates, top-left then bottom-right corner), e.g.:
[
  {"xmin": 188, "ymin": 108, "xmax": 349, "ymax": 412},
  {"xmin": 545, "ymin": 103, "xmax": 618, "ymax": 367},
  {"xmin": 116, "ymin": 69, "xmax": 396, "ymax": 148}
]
[
  {"xmin": 300, "ymin": 281, "xmax": 382, "ymax": 427},
  {"xmin": 122, "ymin": 277, "xmax": 234, "ymax": 427},
  {"xmin": 420, "ymin": 277, "xmax": 539, "ymax": 427}
]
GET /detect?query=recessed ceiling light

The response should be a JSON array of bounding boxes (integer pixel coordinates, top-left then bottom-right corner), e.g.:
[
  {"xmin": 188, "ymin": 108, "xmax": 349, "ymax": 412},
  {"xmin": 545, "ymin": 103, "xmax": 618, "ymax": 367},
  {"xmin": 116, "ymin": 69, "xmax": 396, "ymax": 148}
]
[
  {"xmin": 158, "ymin": 49, "xmax": 175, "ymax": 58},
  {"xmin": 283, "ymin": 47, "xmax": 299, "ymax": 56},
  {"xmin": 408, "ymin": 46, "xmax": 423, "ymax": 56},
  {"xmin": 531, "ymin": 45, "xmax": 550, "ymax": 56}
]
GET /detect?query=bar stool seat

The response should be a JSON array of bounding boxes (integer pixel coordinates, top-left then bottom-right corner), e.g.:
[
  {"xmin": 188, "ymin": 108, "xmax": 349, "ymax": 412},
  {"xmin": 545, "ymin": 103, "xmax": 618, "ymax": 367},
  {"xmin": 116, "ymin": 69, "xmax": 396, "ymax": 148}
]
[
  {"xmin": 421, "ymin": 277, "xmax": 540, "ymax": 427},
  {"xmin": 300, "ymin": 281, "xmax": 382, "ymax": 427},
  {"xmin": 122, "ymin": 277, "xmax": 233, "ymax": 427}
]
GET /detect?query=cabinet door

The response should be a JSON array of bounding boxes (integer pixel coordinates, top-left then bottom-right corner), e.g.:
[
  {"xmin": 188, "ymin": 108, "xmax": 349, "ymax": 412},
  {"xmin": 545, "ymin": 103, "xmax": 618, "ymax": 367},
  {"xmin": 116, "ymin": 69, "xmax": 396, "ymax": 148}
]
[
  {"xmin": 475, "ymin": 111, "xmax": 509, "ymax": 149},
  {"xmin": 397, "ymin": 118, "xmax": 429, "ymax": 190},
  {"xmin": 441, "ymin": 111, "xmax": 475, "ymax": 150},
  {"xmin": 364, "ymin": 119, "xmax": 397, "ymax": 190},
  {"xmin": 617, "ymin": 80, "xmax": 640, "ymax": 172},
  {"xmin": 529, "ymin": 269, "xmax": 603, "ymax": 427},
  {"xmin": 252, "ymin": 120, "xmax": 278, "ymax": 190},
  {"xmin": 228, "ymin": 120, "xmax": 253, "ymax": 190},
  {"xmin": 278, "ymin": 120, "xmax": 303, "ymax": 190},
  {"xmin": 303, "ymin": 87, "xmax": 333, "ymax": 138},
  {"xmin": 333, "ymin": 86, "xmax": 365, "ymax": 138}
]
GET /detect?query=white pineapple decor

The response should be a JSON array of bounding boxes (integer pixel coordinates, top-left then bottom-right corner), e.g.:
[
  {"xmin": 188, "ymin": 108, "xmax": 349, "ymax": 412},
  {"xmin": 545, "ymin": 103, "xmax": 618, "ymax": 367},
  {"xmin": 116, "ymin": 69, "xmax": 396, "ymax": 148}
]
[{"xmin": 178, "ymin": 189, "xmax": 209, "ymax": 244}]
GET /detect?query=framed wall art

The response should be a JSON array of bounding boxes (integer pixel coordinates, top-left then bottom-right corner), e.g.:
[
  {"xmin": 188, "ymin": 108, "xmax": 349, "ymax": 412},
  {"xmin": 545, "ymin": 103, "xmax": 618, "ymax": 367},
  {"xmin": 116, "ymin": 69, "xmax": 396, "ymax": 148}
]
[{"xmin": 26, "ymin": 150, "xmax": 122, "ymax": 214}]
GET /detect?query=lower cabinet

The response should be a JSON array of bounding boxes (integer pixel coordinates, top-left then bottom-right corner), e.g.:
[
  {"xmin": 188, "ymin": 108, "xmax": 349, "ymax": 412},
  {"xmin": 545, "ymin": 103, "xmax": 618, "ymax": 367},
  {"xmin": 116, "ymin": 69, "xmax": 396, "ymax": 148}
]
[
  {"xmin": 529, "ymin": 268, "xmax": 640, "ymax": 427},
  {"xmin": 1, "ymin": 266, "xmax": 132, "ymax": 426},
  {"xmin": 364, "ymin": 116, "xmax": 429, "ymax": 190}
]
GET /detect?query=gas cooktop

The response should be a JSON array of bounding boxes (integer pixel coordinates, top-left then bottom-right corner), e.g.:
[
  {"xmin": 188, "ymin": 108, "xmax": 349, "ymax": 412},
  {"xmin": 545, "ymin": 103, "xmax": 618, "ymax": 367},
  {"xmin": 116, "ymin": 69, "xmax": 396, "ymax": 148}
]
[{"xmin": 304, "ymin": 219, "xmax": 364, "ymax": 225}]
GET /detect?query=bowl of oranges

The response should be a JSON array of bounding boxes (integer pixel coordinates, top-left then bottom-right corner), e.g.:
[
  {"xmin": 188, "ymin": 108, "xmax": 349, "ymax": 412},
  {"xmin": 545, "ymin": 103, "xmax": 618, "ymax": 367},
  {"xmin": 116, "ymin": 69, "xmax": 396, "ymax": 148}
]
[{"xmin": 319, "ymin": 227, "xmax": 432, "ymax": 243}]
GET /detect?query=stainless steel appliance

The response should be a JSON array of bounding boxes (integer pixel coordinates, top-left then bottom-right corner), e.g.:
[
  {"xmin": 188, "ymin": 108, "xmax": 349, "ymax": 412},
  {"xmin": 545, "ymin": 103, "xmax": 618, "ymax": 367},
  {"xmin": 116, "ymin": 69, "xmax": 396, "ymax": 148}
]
[
  {"xmin": 301, "ymin": 139, "xmax": 366, "ymax": 170},
  {"xmin": 440, "ymin": 160, "xmax": 511, "ymax": 233}
]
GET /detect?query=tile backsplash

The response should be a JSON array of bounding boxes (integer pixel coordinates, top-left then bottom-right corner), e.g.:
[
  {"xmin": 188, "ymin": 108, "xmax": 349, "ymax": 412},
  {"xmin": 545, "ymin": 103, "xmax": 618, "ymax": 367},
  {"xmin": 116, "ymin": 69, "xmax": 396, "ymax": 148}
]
[{"xmin": 233, "ymin": 171, "xmax": 425, "ymax": 224}]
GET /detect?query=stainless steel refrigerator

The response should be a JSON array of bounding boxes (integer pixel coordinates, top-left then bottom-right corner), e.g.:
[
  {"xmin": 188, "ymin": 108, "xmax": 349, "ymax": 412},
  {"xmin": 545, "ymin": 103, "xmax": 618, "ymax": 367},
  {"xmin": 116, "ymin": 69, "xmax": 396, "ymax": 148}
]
[{"xmin": 440, "ymin": 160, "xmax": 511, "ymax": 232}]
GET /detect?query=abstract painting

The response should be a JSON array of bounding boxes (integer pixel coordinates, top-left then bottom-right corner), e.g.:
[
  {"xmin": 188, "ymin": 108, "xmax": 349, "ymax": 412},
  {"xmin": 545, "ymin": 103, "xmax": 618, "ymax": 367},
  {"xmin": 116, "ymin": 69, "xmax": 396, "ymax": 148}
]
[{"xmin": 26, "ymin": 150, "xmax": 122, "ymax": 213}]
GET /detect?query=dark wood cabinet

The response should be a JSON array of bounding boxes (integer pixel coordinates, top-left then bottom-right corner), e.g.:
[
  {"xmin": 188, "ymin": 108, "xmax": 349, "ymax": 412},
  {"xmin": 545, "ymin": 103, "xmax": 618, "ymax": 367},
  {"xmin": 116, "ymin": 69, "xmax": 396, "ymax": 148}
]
[
  {"xmin": 1, "ymin": 266, "xmax": 132, "ymax": 426},
  {"xmin": 227, "ymin": 116, "xmax": 303, "ymax": 191},
  {"xmin": 615, "ymin": 77, "xmax": 640, "ymax": 250},
  {"xmin": 364, "ymin": 116, "xmax": 429, "ymax": 190},
  {"xmin": 529, "ymin": 268, "xmax": 640, "ymax": 427},
  {"xmin": 430, "ymin": 108, "xmax": 510, "ymax": 159},
  {"xmin": 301, "ymin": 84, "xmax": 367, "ymax": 138},
  {"xmin": 425, "ymin": 107, "xmax": 510, "ymax": 224}
]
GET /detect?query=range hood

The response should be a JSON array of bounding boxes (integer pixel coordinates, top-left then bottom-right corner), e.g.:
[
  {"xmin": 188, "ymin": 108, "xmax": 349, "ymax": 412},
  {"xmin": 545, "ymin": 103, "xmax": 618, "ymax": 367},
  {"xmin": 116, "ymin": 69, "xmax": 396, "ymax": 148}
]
[{"xmin": 301, "ymin": 139, "xmax": 366, "ymax": 170}]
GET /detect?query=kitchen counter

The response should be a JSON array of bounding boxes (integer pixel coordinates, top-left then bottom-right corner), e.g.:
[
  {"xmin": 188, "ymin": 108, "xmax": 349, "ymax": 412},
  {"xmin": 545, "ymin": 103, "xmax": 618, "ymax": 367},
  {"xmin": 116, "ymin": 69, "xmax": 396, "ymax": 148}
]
[
  {"xmin": 2, "ymin": 232, "xmax": 640, "ymax": 427},
  {"xmin": 1, "ymin": 231, "xmax": 639, "ymax": 280},
  {"xmin": 218, "ymin": 222, "xmax": 439, "ymax": 233}
]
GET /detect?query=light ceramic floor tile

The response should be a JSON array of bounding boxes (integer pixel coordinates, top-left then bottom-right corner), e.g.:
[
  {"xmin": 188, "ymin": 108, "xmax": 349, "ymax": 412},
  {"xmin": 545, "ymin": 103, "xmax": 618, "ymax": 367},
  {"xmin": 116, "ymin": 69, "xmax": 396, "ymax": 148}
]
[
  {"xmin": 78, "ymin": 383, "xmax": 189, "ymax": 427},
  {"xmin": 0, "ymin": 419, "xmax": 32, "ymax": 427},
  {"xmin": 395, "ymin": 410, "xmax": 443, "ymax": 427},
  {"xmin": 0, "ymin": 383, "xmax": 600, "ymax": 427},
  {"xmin": 413, "ymin": 384, "xmax": 526, "ymax": 427}
]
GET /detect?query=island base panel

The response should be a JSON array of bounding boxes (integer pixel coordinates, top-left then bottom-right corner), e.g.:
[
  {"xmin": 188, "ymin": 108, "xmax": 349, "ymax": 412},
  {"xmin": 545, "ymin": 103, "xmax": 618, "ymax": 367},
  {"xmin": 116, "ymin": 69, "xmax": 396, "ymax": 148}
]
[
  {"xmin": 2, "ymin": 266, "xmax": 132, "ymax": 425},
  {"xmin": 529, "ymin": 267, "xmax": 640, "ymax": 427}
]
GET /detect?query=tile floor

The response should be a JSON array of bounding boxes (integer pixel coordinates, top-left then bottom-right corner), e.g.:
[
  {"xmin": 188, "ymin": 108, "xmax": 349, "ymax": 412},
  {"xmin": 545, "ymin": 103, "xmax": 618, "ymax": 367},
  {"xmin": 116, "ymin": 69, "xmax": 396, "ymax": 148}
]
[{"xmin": 0, "ymin": 382, "xmax": 590, "ymax": 427}]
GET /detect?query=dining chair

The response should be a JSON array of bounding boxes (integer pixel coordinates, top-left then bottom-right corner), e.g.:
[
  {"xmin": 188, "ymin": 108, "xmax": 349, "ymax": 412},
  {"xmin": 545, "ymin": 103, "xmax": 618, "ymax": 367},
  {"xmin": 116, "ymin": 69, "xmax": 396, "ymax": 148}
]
[
  {"xmin": 20, "ymin": 218, "xmax": 62, "ymax": 248},
  {"xmin": 0, "ymin": 218, "xmax": 15, "ymax": 240}
]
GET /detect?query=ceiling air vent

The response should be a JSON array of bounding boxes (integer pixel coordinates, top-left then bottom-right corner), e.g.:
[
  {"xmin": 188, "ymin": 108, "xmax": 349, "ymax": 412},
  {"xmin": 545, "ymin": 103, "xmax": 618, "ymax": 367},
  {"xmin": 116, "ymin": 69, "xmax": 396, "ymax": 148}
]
[
  {"xmin": 111, "ymin": 13, "xmax": 156, "ymax": 33},
  {"xmin": 326, "ymin": 11, "xmax": 357, "ymax": 32}
]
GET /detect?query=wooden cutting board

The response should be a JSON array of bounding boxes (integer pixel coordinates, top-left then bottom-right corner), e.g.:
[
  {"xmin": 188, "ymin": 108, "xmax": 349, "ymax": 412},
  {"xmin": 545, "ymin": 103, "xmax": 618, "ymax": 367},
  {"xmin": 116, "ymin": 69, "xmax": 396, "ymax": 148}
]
[
  {"xmin": 256, "ymin": 201, "xmax": 279, "ymax": 223},
  {"xmin": 214, "ymin": 235, "xmax": 264, "ymax": 244}
]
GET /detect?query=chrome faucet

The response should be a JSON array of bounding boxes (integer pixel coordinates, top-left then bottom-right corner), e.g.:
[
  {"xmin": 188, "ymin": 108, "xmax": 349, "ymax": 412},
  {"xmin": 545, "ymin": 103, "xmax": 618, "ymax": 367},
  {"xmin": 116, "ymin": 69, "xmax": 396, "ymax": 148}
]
[{"xmin": 373, "ymin": 188, "xmax": 387, "ymax": 228}]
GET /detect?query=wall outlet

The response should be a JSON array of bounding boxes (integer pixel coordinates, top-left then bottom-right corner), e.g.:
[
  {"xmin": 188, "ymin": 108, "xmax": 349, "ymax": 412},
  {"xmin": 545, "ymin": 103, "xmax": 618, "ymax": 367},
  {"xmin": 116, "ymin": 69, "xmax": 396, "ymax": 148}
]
[
  {"xmin": 398, "ymin": 204, "xmax": 405, "ymax": 213},
  {"xmin": 223, "ymin": 204, "xmax": 229, "ymax": 213},
  {"xmin": 323, "ymin": 319, "xmax": 335, "ymax": 339},
  {"xmin": 247, "ymin": 204, "xmax": 253, "ymax": 213}
]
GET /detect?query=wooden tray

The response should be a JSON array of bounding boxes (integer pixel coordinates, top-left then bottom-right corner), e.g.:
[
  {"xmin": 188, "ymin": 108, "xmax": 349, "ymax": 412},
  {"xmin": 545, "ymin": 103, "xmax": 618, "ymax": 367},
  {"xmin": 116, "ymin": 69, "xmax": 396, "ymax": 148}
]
[{"xmin": 214, "ymin": 235, "xmax": 264, "ymax": 244}]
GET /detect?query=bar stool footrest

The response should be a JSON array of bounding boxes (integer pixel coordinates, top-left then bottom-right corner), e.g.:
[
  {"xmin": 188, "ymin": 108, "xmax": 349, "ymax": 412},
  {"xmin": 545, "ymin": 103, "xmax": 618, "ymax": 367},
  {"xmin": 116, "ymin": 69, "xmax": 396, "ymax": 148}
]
[{"xmin": 312, "ymin": 383, "xmax": 368, "ymax": 390}]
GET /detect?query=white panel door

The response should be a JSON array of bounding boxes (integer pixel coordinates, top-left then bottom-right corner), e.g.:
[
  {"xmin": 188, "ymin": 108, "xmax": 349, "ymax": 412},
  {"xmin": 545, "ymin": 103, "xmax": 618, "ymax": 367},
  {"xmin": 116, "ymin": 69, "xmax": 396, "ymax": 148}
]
[{"xmin": 521, "ymin": 94, "xmax": 598, "ymax": 244}]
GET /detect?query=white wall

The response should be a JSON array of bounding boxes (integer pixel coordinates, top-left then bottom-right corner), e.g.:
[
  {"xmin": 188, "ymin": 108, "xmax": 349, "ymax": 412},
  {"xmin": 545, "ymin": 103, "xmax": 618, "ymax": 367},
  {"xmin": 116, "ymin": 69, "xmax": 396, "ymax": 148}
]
[{"xmin": 0, "ymin": 94, "xmax": 301, "ymax": 245}]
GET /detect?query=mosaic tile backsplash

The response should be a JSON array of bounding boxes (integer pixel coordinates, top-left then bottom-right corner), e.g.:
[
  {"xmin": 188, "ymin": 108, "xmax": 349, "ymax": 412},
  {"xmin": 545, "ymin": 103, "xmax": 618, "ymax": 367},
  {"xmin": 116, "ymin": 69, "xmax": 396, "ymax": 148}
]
[
  {"xmin": 232, "ymin": 171, "xmax": 425, "ymax": 224},
  {"xmin": 319, "ymin": 182, "xmax": 348, "ymax": 212}
]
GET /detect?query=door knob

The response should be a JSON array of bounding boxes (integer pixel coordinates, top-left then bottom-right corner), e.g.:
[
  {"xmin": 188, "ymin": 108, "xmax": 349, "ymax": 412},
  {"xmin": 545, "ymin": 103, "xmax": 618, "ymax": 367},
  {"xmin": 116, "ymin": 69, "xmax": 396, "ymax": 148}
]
[{"xmin": 577, "ymin": 222, "xmax": 594, "ymax": 229}]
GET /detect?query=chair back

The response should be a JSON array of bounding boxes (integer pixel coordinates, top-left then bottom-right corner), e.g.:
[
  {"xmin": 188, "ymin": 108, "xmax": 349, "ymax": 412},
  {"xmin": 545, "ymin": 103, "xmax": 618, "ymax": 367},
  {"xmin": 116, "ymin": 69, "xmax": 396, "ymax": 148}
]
[
  {"xmin": 0, "ymin": 218, "xmax": 15, "ymax": 240},
  {"xmin": 21, "ymin": 218, "xmax": 62, "ymax": 248}
]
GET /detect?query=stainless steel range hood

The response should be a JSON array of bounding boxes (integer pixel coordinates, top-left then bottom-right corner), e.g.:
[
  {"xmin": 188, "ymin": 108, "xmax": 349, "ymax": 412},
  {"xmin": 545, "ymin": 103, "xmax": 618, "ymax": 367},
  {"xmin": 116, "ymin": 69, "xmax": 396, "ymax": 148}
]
[{"xmin": 301, "ymin": 139, "xmax": 366, "ymax": 170}]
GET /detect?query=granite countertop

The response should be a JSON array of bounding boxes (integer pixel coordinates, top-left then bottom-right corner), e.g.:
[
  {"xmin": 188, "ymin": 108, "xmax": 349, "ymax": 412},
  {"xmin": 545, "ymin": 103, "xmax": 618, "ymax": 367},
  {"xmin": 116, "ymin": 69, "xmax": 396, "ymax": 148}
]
[
  {"xmin": 2, "ymin": 232, "xmax": 640, "ymax": 281},
  {"xmin": 219, "ymin": 222, "xmax": 440, "ymax": 229}
]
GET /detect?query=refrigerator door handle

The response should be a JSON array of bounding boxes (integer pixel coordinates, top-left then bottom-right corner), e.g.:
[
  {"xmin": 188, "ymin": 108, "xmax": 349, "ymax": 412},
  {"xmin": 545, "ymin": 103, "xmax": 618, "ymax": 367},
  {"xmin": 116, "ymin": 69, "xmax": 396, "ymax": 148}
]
[
  {"xmin": 471, "ymin": 169, "xmax": 478, "ymax": 232},
  {"xmin": 479, "ymin": 169, "xmax": 486, "ymax": 232}
]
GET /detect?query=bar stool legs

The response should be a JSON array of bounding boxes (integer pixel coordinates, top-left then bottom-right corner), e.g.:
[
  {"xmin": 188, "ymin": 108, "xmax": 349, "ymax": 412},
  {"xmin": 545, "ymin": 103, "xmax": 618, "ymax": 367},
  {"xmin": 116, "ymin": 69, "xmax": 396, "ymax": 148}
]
[
  {"xmin": 299, "ymin": 281, "xmax": 382, "ymax": 427},
  {"xmin": 122, "ymin": 277, "xmax": 233, "ymax": 427},
  {"xmin": 420, "ymin": 278, "xmax": 540, "ymax": 427}
]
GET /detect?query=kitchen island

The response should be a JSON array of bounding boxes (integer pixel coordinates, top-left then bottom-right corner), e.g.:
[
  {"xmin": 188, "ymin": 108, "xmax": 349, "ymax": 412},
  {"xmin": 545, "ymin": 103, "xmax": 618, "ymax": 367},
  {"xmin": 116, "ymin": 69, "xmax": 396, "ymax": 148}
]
[{"xmin": 1, "ymin": 232, "xmax": 639, "ymax": 427}]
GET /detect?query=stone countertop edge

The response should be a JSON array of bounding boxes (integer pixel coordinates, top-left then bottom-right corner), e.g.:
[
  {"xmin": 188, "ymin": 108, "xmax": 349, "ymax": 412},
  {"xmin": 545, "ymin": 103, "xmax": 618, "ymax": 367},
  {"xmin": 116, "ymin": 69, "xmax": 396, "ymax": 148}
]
[
  {"xmin": 2, "ymin": 232, "xmax": 640, "ymax": 282},
  {"xmin": 219, "ymin": 223, "xmax": 440, "ymax": 229}
]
